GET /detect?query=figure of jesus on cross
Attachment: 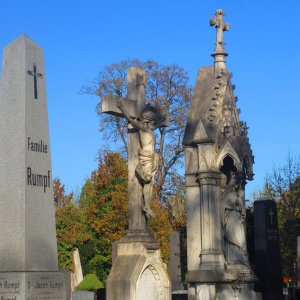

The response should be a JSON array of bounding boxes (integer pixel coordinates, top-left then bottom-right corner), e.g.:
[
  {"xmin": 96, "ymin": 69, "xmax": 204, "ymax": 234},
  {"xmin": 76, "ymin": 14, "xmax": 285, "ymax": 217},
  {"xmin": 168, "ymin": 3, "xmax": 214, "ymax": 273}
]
[
  {"xmin": 101, "ymin": 67, "xmax": 167, "ymax": 232},
  {"xmin": 117, "ymin": 101, "xmax": 160, "ymax": 218}
]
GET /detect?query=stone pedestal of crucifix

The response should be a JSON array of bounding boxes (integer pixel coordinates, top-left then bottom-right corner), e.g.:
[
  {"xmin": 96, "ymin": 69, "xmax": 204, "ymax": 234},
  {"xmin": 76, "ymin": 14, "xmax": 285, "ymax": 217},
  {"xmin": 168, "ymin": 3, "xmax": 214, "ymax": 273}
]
[{"xmin": 102, "ymin": 67, "xmax": 170, "ymax": 300}]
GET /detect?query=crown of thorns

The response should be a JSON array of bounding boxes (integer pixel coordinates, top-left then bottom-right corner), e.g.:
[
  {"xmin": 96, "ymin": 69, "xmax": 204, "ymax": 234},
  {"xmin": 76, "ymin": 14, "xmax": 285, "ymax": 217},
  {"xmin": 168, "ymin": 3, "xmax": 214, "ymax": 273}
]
[{"xmin": 141, "ymin": 105, "xmax": 159, "ymax": 121}]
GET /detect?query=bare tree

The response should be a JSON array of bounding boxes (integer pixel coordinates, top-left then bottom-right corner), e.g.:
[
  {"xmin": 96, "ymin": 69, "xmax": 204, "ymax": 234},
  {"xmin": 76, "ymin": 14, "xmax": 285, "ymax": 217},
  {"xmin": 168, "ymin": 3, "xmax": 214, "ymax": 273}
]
[
  {"xmin": 263, "ymin": 151, "xmax": 300, "ymax": 277},
  {"xmin": 266, "ymin": 151, "xmax": 300, "ymax": 199},
  {"xmin": 81, "ymin": 59, "xmax": 192, "ymax": 201}
]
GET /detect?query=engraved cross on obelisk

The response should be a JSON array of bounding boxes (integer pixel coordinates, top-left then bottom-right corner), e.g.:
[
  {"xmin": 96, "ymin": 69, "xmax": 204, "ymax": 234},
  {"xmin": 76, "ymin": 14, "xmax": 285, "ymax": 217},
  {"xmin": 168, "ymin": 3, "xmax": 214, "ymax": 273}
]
[
  {"xmin": 27, "ymin": 63, "xmax": 43, "ymax": 99},
  {"xmin": 102, "ymin": 68, "xmax": 148, "ymax": 233},
  {"xmin": 210, "ymin": 9, "xmax": 230, "ymax": 69}
]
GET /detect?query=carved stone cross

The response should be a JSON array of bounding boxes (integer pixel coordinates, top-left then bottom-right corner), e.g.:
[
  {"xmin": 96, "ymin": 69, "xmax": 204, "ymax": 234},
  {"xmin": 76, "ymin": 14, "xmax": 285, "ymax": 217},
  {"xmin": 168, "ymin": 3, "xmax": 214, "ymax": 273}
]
[
  {"xmin": 102, "ymin": 68, "xmax": 168, "ymax": 234},
  {"xmin": 210, "ymin": 9, "xmax": 230, "ymax": 52},
  {"xmin": 268, "ymin": 208, "xmax": 274, "ymax": 225},
  {"xmin": 101, "ymin": 68, "xmax": 149, "ymax": 233},
  {"xmin": 27, "ymin": 63, "xmax": 43, "ymax": 99}
]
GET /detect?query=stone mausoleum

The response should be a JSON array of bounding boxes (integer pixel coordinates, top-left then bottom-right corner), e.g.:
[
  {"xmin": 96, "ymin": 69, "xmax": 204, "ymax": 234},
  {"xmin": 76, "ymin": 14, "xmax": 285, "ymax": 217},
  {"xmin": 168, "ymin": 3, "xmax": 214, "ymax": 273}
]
[{"xmin": 183, "ymin": 9, "xmax": 257, "ymax": 300}]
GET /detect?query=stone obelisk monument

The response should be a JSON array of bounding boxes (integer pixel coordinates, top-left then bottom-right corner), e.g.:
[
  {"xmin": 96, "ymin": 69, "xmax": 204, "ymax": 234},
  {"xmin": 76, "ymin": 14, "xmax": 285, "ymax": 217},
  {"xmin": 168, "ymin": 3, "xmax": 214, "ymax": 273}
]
[
  {"xmin": 0, "ymin": 35, "xmax": 66, "ymax": 299},
  {"xmin": 183, "ymin": 10, "xmax": 257, "ymax": 299},
  {"xmin": 102, "ymin": 68, "xmax": 171, "ymax": 300}
]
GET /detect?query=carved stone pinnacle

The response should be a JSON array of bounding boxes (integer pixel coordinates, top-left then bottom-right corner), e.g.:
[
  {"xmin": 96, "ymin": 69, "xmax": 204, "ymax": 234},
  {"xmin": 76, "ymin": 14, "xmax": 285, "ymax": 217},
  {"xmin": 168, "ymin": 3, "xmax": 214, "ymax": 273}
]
[{"xmin": 210, "ymin": 9, "xmax": 230, "ymax": 70}]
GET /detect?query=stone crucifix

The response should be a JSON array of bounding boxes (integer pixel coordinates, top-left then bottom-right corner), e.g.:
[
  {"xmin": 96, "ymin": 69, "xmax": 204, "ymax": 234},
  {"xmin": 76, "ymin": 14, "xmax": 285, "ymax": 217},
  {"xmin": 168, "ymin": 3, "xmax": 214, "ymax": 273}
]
[{"xmin": 101, "ymin": 67, "xmax": 166, "ymax": 233}]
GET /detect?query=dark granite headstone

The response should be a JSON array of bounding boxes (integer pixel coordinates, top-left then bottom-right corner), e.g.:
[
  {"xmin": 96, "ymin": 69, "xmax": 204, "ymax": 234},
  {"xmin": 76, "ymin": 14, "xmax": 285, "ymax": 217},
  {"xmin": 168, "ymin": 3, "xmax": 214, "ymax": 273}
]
[
  {"xmin": 298, "ymin": 237, "xmax": 300, "ymax": 288},
  {"xmin": 254, "ymin": 200, "xmax": 283, "ymax": 300},
  {"xmin": 171, "ymin": 291, "xmax": 188, "ymax": 300},
  {"xmin": 170, "ymin": 232, "xmax": 184, "ymax": 291}
]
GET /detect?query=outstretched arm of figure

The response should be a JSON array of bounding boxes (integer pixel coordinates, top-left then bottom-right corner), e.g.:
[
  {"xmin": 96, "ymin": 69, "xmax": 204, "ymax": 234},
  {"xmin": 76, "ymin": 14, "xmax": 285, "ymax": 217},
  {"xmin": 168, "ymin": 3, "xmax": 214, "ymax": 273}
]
[{"xmin": 117, "ymin": 100, "xmax": 143, "ymax": 130}]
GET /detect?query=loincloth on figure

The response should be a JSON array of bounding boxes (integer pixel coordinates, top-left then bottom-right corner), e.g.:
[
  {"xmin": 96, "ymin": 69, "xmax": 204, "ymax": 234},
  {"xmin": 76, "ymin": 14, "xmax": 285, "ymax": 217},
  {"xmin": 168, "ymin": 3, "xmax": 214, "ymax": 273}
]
[{"xmin": 136, "ymin": 149, "xmax": 158, "ymax": 183}]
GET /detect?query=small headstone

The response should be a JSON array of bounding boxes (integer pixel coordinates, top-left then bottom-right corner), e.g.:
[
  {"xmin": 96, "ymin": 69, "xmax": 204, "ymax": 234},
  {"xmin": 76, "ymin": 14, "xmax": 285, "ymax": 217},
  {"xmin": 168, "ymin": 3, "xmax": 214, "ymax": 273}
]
[
  {"xmin": 171, "ymin": 290, "xmax": 188, "ymax": 300},
  {"xmin": 0, "ymin": 35, "xmax": 66, "ymax": 299},
  {"xmin": 298, "ymin": 236, "xmax": 300, "ymax": 288},
  {"xmin": 254, "ymin": 200, "xmax": 283, "ymax": 300},
  {"xmin": 72, "ymin": 290, "xmax": 95, "ymax": 300},
  {"xmin": 170, "ymin": 231, "xmax": 184, "ymax": 291},
  {"xmin": 71, "ymin": 249, "xmax": 84, "ymax": 290}
]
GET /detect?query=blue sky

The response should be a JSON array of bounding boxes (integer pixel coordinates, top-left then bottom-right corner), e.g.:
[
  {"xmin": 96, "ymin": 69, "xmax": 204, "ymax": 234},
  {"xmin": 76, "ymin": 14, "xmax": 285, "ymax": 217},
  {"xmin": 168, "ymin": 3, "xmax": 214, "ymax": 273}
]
[{"xmin": 0, "ymin": 0, "xmax": 299, "ymax": 199}]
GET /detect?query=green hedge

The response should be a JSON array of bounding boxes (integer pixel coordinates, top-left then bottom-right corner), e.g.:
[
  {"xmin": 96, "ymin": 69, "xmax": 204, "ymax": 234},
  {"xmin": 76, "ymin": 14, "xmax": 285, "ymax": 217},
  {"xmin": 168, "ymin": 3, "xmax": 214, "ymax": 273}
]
[{"xmin": 76, "ymin": 274, "xmax": 103, "ymax": 291}]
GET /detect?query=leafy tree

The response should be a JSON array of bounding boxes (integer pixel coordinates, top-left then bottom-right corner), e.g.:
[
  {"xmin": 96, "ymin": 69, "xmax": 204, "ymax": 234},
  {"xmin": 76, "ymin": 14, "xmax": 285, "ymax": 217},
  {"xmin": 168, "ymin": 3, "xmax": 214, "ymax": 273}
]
[
  {"xmin": 78, "ymin": 151, "xmax": 128, "ymax": 282},
  {"xmin": 53, "ymin": 177, "xmax": 73, "ymax": 208},
  {"xmin": 81, "ymin": 58, "xmax": 192, "ymax": 201},
  {"xmin": 148, "ymin": 196, "xmax": 173, "ymax": 262},
  {"xmin": 277, "ymin": 177, "xmax": 300, "ymax": 278},
  {"xmin": 54, "ymin": 178, "xmax": 90, "ymax": 271},
  {"xmin": 262, "ymin": 153, "xmax": 300, "ymax": 278}
]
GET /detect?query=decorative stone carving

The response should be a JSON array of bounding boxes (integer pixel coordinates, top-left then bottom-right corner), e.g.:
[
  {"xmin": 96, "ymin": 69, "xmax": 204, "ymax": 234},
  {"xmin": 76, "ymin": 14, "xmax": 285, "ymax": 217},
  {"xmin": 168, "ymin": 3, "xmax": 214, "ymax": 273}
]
[
  {"xmin": 198, "ymin": 146, "xmax": 217, "ymax": 172},
  {"xmin": 183, "ymin": 9, "xmax": 257, "ymax": 300},
  {"xmin": 221, "ymin": 172, "xmax": 249, "ymax": 267},
  {"xmin": 210, "ymin": 9, "xmax": 230, "ymax": 52},
  {"xmin": 216, "ymin": 141, "xmax": 242, "ymax": 171},
  {"xmin": 210, "ymin": 9, "xmax": 230, "ymax": 70},
  {"xmin": 118, "ymin": 101, "xmax": 163, "ymax": 218}
]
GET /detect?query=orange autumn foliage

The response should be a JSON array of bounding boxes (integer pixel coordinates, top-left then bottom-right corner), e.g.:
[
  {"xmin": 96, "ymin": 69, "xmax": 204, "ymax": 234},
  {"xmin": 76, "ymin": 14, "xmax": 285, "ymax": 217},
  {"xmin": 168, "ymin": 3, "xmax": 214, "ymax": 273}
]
[
  {"xmin": 78, "ymin": 152, "xmax": 128, "ymax": 281},
  {"xmin": 78, "ymin": 151, "xmax": 186, "ymax": 280},
  {"xmin": 54, "ymin": 178, "xmax": 90, "ymax": 271}
]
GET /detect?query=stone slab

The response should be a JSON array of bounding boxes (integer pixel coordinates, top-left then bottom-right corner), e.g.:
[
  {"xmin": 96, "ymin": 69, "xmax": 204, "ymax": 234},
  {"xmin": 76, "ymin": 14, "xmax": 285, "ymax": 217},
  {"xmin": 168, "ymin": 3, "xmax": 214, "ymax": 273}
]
[
  {"xmin": 254, "ymin": 200, "xmax": 283, "ymax": 299},
  {"xmin": 0, "ymin": 271, "xmax": 66, "ymax": 300},
  {"xmin": 298, "ymin": 237, "xmax": 300, "ymax": 288},
  {"xmin": 0, "ymin": 35, "xmax": 58, "ymax": 271},
  {"xmin": 186, "ymin": 270, "xmax": 225, "ymax": 283},
  {"xmin": 170, "ymin": 232, "xmax": 184, "ymax": 291},
  {"xmin": 71, "ymin": 249, "xmax": 83, "ymax": 290},
  {"xmin": 171, "ymin": 290, "xmax": 188, "ymax": 300},
  {"xmin": 72, "ymin": 291, "xmax": 95, "ymax": 300}
]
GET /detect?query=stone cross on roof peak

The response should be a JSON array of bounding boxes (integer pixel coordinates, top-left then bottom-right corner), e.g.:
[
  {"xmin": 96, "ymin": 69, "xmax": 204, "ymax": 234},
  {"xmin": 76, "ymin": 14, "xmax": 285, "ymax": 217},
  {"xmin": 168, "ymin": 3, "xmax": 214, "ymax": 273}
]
[{"xmin": 210, "ymin": 9, "xmax": 230, "ymax": 70}]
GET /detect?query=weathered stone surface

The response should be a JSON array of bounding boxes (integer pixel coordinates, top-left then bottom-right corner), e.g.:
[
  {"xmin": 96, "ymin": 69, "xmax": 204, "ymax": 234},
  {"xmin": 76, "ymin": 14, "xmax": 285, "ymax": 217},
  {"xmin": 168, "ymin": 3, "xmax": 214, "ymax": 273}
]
[
  {"xmin": 184, "ymin": 10, "xmax": 257, "ymax": 300},
  {"xmin": 0, "ymin": 271, "xmax": 66, "ymax": 300},
  {"xmin": 103, "ymin": 68, "xmax": 171, "ymax": 300},
  {"xmin": 71, "ymin": 249, "xmax": 84, "ymax": 291},
  {"xmin": 102, "ymin": 67, "xmax": 146, "ymax": 231},
  {"xmin": 170, "ymin": 232, "xmax": 184, "ymax": 291},
  {"xmin": 0, "ymin": 35, "xmax": 66, "ymax": 299},
  {"xmin": 0, "ymin": 35, "xmax": 58, "ymax": 271},
  {"xmin": 106, "ymin": 238, "xmax": 170, "ymax": 300},
  {"xmin": 72, "ymin": 291, "xmax": 95, "ymax": 300},
  {"xmin": 102, "ymin": 94, "xmax": 137, "ymax": 117}
]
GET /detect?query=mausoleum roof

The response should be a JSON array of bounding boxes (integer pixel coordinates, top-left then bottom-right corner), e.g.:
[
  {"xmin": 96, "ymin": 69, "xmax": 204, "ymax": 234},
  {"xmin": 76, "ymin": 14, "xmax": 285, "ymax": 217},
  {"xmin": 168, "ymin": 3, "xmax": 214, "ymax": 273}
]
[{"xmin": 183, "ymin": 65, "xmax": 254, "ymax": 180}]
